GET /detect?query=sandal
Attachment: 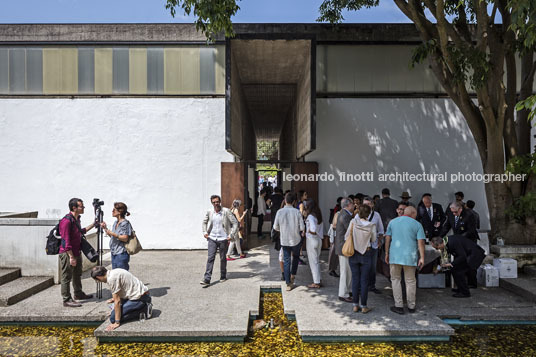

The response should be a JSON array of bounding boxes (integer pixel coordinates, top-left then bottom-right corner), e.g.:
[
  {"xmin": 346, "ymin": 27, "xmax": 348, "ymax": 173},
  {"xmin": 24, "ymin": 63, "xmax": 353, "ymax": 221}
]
[{"xmin": 307, "ymin": 283, "xmax": 321, "ymax": 289}]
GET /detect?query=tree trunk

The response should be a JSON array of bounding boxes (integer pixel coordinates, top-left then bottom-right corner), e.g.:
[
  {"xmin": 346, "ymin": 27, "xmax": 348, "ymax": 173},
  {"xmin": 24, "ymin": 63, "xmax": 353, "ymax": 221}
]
[{"xmin": 481, "ymin": 128, "xmax": 531, "ymax": 244}]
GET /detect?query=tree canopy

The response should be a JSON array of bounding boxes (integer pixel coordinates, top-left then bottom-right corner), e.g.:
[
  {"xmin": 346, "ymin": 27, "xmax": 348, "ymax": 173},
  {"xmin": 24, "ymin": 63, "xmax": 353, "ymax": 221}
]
[{"xmin": 166, "ymin": 0, "xmax": 536, "ymax": 242}]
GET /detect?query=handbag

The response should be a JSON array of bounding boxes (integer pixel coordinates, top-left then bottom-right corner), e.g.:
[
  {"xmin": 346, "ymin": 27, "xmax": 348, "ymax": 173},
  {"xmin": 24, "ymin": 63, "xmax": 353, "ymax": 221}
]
[
  {"xmin": 342, "ymin": 222, "xmax": 355, "ymax": 257},
  {"xmin": 125, "ymin": 228, "xmax": 142, "ymax": 255}
]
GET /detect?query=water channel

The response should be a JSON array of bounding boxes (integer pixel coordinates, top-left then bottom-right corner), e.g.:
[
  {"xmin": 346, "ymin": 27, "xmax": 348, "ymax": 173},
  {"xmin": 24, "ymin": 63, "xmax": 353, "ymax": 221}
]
[{"xmin": 1, "ymin": 292, "xmax": 535, "ymax": 356}]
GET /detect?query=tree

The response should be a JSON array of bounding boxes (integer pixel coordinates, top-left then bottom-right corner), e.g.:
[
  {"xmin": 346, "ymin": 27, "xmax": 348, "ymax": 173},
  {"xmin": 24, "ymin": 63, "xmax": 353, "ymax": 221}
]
[{"xmin": 166, "ymin": 0, "xmax": 536, "ymax": 243}]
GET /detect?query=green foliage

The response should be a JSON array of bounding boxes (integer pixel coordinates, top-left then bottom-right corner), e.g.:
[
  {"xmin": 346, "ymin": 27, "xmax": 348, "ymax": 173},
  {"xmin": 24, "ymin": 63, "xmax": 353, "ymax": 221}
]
[
  {"xmin": 165, "ymin": 0, "xmax": 240, "ymax": 40},
  {"xmin": 516, "ymin": 95, "xmax": 536, "ymax": 123},
  {"xmin": 317, "ymin": 0, "xmax": 379, "ymax": 22},
  {"xmin": 506, "ymin": 152, "xmax": 536, "ymax": 176},
  {"xmin": 506, "ymin": 153, "xmax": 536, "ymax": 221},
  {"xmin": 509, "ymin": 0, "xmax": 536, "ymax": 51},
  {"xmin": 507, "ymin": 191, "xmax": 536, "ymax": 221},
  {"xmin": 411, "ymin": 40, "xmax": 437, "ymax": 67}
]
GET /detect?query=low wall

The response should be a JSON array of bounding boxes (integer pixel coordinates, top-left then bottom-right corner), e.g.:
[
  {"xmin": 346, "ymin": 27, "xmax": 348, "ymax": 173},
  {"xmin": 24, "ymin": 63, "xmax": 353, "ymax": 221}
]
[{"xmin": 0, "ymin": 218, "xmax": 98, "ymax": 283}]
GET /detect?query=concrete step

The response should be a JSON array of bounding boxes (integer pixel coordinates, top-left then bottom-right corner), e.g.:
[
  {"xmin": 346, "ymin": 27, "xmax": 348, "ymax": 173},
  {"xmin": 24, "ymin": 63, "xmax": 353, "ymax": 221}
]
[
  {"xmin": 0, "ymin": 268, "xmax": 21, "ymax": 286},
  {"xmin": 0, "ymin": 276, "xmax": 54, "ymax": 306},
  {"xmin": 499, "ymin": 274, "xmax": 536, "ymax": 303}
]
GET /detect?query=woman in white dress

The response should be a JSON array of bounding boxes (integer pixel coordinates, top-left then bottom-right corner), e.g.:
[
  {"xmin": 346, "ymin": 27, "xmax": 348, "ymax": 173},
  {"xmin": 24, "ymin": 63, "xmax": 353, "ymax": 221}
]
[{"xmin": 303, "ymin": 199, "xmax": 323, "ymax": 288}]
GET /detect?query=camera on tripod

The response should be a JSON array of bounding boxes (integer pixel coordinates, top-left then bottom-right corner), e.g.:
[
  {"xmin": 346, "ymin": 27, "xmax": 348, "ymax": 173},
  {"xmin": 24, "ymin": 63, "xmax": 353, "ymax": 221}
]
[{"xmin": 93, "ymin": 198, "xmax": 104, "ymax": 209}]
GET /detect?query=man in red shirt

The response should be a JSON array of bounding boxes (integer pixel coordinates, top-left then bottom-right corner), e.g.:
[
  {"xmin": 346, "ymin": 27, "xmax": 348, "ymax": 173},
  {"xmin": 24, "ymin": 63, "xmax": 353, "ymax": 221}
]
[{"xmin": 59, "ymin": 198, "xmax": 96, "ymax": 307}]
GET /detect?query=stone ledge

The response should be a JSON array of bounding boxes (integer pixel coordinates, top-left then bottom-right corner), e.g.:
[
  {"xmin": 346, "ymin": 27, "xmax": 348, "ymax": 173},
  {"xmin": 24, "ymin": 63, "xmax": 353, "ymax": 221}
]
[
  {"xmin": 491, "ymin": 245, "xmax": 536, "ymax": 254},
  {"xmin": 0, "ymin": 218, "xmax": 58, "ymax": 226}
]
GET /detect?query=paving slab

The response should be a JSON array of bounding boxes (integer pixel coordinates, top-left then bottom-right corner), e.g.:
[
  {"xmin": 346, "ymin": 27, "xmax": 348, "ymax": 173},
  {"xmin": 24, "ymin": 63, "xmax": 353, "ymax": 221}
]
[
  {"xmin": 1, "ymin": 244, "xmax": 535, "ymax": 343},
  {"xmin": 499, "ymin": 274, "xmax": 536, "ymax": 304},
  {"xmin": 94, "ymin": 249, "xmax": 271, "ymax": 342}
]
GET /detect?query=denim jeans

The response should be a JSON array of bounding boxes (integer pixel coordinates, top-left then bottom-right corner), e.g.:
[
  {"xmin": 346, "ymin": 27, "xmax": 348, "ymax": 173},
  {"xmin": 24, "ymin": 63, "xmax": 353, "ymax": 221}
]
[
  {"xmin": 349, "ymin": 249, "xmax": 373, "ymax": 307},
  {"xmin": 110, "ymin": 293, "xmax": 151, "ymax": 323},
  {"xmin": 282, "ymin": 243, "xmax": 301, "ymax": 284},
  {"xmin": 368, "ymin": 248, "xmax": 378, "ymax": 290},
  {"xmin": 111, "ymin": 252, "xmax": 130, "ymax": 271}
]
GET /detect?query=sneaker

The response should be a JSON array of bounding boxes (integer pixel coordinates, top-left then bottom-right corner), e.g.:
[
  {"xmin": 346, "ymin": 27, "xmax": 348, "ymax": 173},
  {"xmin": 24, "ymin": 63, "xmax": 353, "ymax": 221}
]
[
  {"xmin": 220, "ymin": 277, "xmax": 227, "ymax": 282},
  {"xmin": 390, "ymin": 306, "xmax": 405, "ymax": 315},
  {"xmin": 146, "ymin": 302, "xmax": 153, "ymax": 319},
  {"xmin": 63, "ymin": 298, "xmax": 82, "ymax": 308},
  {"xmin": 226, "ymin": 257, "xmax": 235, "ymax": 261},
  {"xmin": 286, "ymin": 284, "xmax": 294, "ymax": 291},
  {"xmin": 352, "ymin": 306, "xmax": 360, "ymax": 313},
  {"xmin": 200, "ymin": 280, "xmax": 210, "ymax": 286}
]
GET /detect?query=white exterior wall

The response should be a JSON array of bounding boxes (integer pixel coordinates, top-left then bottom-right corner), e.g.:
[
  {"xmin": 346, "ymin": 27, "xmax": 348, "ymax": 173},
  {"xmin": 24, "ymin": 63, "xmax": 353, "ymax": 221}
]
[
  {"xmin": 308, "ymin": 98, "xmax": 490, "ymax": 230},
  {"xmin": 0, "ymin": 98, "xmax": 232, "ymax": 249}
]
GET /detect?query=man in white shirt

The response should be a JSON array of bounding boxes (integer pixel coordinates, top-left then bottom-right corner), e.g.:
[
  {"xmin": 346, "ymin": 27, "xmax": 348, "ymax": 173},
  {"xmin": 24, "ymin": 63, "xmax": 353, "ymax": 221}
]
[
  {"xmin": 257, "ymin": 190, "xmax": 268, "ymax": 238},
  {"xmin": 273, "ymin": 192, "xmax": 305, "ymax": 291},
  {"xmin": 363, "ymin": 197, "xmax": 384, "ymax": 294},
  {"xmin": 201, "ymin": 194, "xmax": 238, "ymax": 285},
  {"xmin": 91, "ymin": 266, "xmax": 152, "ymax": 331}
]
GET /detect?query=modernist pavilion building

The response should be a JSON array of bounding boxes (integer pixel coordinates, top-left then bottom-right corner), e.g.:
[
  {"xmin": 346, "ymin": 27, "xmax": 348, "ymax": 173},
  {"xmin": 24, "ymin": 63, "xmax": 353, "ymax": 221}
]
[{"xmin": 1, "ymin": 23, "xmax": 532, "ymax": 249}]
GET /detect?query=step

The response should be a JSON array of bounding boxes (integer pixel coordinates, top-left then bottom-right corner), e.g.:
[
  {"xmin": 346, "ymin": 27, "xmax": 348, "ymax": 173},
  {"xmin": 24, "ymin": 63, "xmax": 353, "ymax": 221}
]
[
  {"xmin": 0, "ymin": 268, "xmax": 21, "ymax": 286},
  {"xmin": 0, "ymin": 276, "xmax": 54, "ymax": 306},
  {"xmin": 500, "ymin": 274, "xmax": 536, "ymax": 303}
]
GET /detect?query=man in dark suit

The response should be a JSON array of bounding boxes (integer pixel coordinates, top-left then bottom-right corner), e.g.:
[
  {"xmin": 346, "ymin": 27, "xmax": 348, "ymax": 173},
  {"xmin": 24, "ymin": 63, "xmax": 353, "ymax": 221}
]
[
  {"xmin": 431, "ymin": 235, "xmax": 485, "ymax": 297},
  {"xmin": 417, "ymin": 194, "xmax": 446, "ymax": 239},
  {"xmin": 269, "ymin": 187, "xmax": 285, "ymax": 229},
  {"xmin": 440, "ymin": 201, "xmax": 479, "ymax": 287},
  {"xmin": 440, "ymin": 201, "xmax": 478, "ymax": 242},
  {"xmin": 335, "ymin": 197, "xmax": 355, "ymax": 303},
  {"xmin": 377, "ymin": 188, "xmax": 398, "ymax": 231}
]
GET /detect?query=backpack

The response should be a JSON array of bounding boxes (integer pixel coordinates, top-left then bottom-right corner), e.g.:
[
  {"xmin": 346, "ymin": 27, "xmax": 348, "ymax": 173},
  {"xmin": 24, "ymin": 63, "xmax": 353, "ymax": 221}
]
[
  {"xmin": 45, "ymin": 215, "xmax": 98, "ymax": 262},
  {"xmin": 45, "ymin": 215, "xmax": 68, "ymax": 255}
]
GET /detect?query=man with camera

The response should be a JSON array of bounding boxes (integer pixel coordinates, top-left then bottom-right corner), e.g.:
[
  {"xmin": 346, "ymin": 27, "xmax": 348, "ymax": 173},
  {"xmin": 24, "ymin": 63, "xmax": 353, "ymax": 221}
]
[{"xmin": 59, "ymin": 198, "xmax": 96, "ymax": 307}]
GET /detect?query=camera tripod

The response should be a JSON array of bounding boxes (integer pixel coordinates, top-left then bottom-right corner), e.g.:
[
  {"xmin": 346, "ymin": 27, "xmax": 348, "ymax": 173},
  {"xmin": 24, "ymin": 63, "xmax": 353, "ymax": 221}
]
[{"xmin": 93, "ymin": 199, "xmax": 104, "ymax": 299}]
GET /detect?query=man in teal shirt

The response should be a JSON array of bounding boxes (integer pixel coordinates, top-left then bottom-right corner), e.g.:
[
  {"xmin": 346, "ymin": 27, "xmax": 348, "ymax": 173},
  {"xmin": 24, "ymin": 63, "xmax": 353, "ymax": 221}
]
[{"xmin": 384, "ymin": 206, "xmax": 425, "ymax": 314}]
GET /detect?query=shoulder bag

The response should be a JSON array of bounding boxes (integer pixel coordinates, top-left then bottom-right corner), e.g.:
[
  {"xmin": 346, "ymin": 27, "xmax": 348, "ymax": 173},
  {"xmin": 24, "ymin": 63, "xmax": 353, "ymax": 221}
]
[
  {"xmin": 342, "ymin": 222, "xmax": 355, "ymax": 257},
  {"xmin": 125, "ymin": 221, "xmax": 142, "ymax": 255}
]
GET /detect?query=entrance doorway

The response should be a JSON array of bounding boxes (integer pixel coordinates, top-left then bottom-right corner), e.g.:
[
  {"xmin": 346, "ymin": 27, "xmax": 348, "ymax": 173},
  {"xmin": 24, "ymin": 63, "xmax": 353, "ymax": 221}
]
[{"xmin": 221, "ymin": 36, "xmax": 318, "ymax": 250}]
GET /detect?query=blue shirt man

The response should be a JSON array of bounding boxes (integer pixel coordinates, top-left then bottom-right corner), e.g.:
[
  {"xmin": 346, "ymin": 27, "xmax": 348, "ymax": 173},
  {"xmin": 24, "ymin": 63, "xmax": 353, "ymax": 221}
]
[{"xmin": 384, "ymin": 206, "xmax": 425, "ymax": 314}]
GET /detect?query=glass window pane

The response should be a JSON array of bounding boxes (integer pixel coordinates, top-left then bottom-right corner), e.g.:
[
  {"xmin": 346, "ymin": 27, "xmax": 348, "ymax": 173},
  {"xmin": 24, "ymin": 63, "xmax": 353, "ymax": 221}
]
[
  {"xmin": 113, "ymin": 47, "xmax": 129, "ymax": 93},
  {"xmin": 147, "ymin": 47, "xmax": 164, "ymax": 94},
  {"xmin": 26, "ymin": 47, "xmax": 43, "ymax": 94},
  {"xmin": 199, "ymin": 47, "xmax": 215, "ymax": 94},
  {"xmin": 78, "ymin": 47, "xmax": 95, "ymax": 94},
  {"xmin": 9, "ymin": 48, "xmax": 26, "ymax": 93},
  {"xmin": 0, "ymin": 48, "xmax": 8, "ymax": 94}
]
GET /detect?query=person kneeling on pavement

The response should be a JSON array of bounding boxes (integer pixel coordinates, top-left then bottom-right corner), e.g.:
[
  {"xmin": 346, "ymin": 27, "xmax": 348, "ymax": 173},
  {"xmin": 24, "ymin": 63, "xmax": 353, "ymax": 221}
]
[
  {"xmin": 91, "ymin": 266, "xmax": 152, "ymax": 331},
  {"xmin": 430, "ymin": 235, "xmax": 485, "ymax": 298}
]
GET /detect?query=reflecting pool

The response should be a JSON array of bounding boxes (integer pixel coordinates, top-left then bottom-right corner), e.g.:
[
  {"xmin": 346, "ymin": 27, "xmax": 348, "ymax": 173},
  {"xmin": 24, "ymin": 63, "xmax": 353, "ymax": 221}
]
[{"xmin": 1, "ymin": 293, "xmax": 535, "ymax": 356}]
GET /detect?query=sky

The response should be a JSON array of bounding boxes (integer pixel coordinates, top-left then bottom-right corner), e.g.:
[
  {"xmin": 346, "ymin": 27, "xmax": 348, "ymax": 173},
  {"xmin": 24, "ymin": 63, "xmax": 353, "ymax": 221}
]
[{"xmin": 0, "ymin": 0, "xmax": 410, "ymax": 24}]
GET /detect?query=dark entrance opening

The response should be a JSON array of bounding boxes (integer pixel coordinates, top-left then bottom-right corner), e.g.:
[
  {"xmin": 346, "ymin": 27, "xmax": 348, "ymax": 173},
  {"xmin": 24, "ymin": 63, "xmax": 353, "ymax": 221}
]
[{"xmin": 222, "ymin": 36, "xmax": 318, "ymax": 250}]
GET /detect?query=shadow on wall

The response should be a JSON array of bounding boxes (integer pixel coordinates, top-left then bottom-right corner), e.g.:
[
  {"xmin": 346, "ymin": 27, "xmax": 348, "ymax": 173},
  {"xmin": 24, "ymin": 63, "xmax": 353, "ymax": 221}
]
[{"xmin": 310, "ymin": 98, "xmax": 489, "ymax": 228}]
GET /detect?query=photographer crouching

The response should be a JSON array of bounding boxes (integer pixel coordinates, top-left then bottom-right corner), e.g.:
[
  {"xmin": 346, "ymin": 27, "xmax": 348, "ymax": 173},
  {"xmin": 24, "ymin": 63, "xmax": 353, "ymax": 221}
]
[{"xmin": 59, "ymin": 198, "xmax": 96, "ymax": 307}]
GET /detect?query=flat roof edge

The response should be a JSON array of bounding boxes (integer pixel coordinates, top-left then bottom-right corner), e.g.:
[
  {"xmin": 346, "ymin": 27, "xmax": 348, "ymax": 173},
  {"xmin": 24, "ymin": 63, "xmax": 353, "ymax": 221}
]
[{"xmin": 0, "ymin": 23, "xmax": 422, "ymax": 43}]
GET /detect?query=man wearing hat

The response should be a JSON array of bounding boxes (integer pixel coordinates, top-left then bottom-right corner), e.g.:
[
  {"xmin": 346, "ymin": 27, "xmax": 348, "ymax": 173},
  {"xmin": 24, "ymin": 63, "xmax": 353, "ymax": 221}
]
[{"xmin": 399, "ymin": 191, "xmax": 415, "ymax": 207}]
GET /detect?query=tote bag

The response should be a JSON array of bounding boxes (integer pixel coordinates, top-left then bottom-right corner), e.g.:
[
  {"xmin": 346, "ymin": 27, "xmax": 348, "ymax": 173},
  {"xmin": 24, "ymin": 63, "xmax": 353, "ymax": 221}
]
[{"xmin": 342, "ymin": 222, "xmax": 355, "ymax": 257}]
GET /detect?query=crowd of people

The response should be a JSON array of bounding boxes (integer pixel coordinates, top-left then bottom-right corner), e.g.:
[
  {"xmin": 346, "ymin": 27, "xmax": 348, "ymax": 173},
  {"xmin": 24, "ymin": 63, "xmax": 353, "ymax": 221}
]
[
  {"xmin": 57, "ymin": 186, "xmax": 484, "ymax": 330},
  {"xmin": 260, "ymin": 188, "xmax": 483, "ymax": 314}
]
